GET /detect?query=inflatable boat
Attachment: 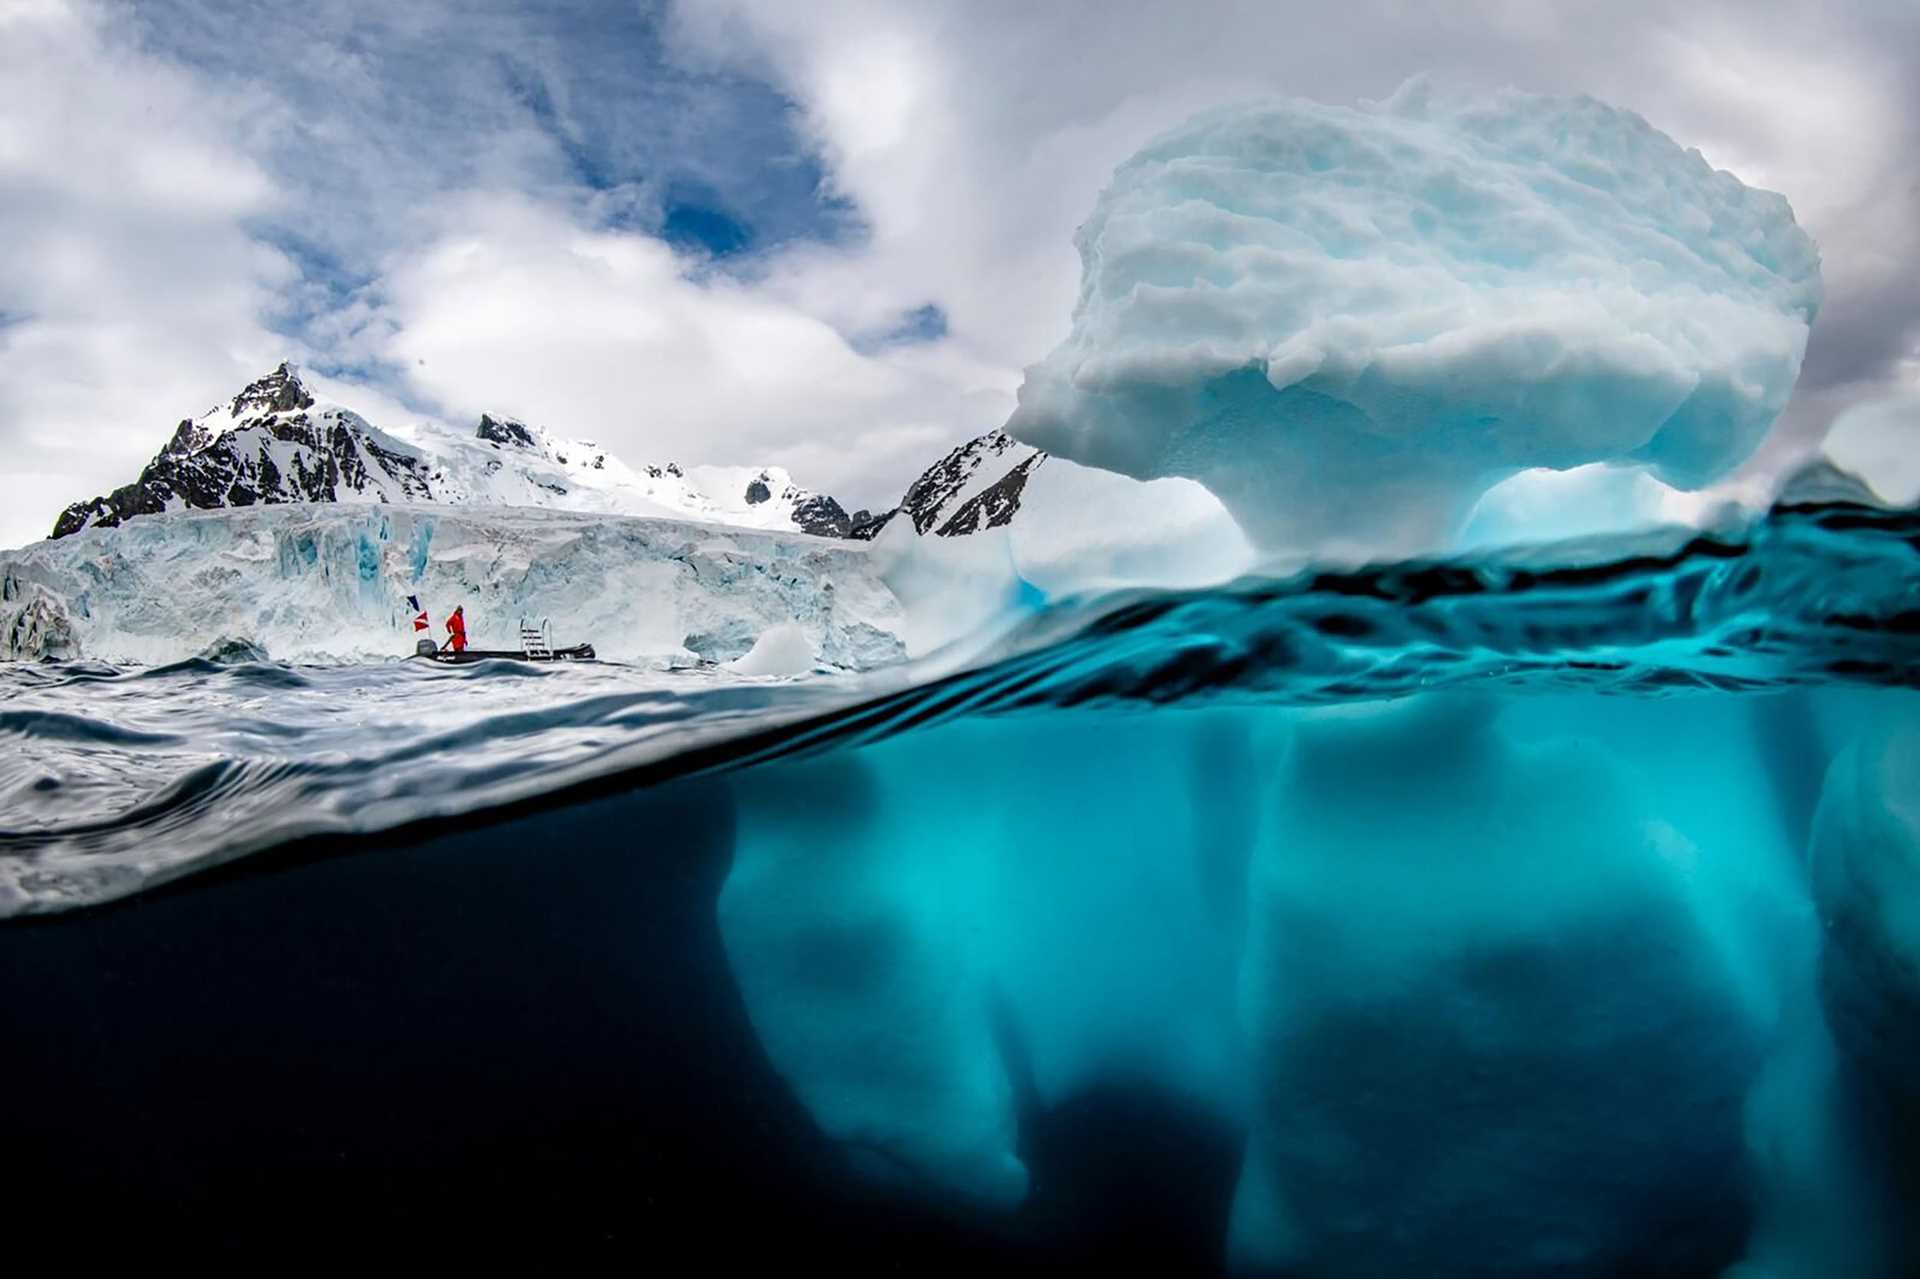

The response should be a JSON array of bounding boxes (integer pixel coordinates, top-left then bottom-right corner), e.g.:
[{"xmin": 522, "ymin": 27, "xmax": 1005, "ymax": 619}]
[{"xmin": 414, "ymin": 618, "xmax": 596, "ymax": 664}]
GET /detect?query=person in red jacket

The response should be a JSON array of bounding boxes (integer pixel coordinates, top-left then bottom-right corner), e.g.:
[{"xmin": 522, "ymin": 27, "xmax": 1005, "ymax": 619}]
[{"xmin": 445, "ymin": 604, "xmax": 468, "ymax": 653}]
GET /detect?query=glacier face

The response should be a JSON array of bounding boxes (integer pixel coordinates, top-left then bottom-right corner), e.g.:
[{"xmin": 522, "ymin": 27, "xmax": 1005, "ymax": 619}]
[
  {"xmin": 1005, "ymin": 80, "xmax": 1822, "ymax": 558},
  {"xmin": 51, "ymin": 364, "xmax": 860, "ymax": 541},
  {"xmin": 1, "ymin": 504, "xmax": 905, "ymax": 668}
]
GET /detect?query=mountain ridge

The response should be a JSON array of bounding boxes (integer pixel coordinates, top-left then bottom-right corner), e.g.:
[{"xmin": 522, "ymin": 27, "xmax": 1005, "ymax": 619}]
[
  {"xmin": 53, "ymin": 364, "xmax": 865, "ymax": 541},
  {"xmin": 50, "ymin": 363, "xmax": 1047, "ymax": 545}
]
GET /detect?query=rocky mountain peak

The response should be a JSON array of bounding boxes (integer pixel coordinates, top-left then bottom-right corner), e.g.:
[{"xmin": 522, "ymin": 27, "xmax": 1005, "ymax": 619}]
[
  {"xmin": 850, "ymin": 429, "xmax": 1047, "ymax": 540},
  {"xmin": 476, "ymin": 414, "xmax": 540, "ymax": 450},
  {"xmin": 229, "ymin": 361, "xmax": 313, "ymax": 419},
  {"xmin": 163, "ymin": 417, "xmax": 215, "ymax": 458},
  {"xmin": 46, "ymin": 366, "xmax": 1032, "ymax": 548}
]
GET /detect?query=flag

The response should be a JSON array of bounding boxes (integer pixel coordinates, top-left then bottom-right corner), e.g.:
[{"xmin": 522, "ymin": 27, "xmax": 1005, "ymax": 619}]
[
  {"xmin": 413, "ymin": 612, "xmax": 429, "ymax": 632},
  {"xmin": 406, "ymin": 594, "xmax": 421, "ymax": 612}
]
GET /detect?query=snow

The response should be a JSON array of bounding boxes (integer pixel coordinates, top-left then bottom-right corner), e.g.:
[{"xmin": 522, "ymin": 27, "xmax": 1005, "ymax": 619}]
[
  {"xmin": 0, "ymin": 504, "xmax": 905, "ymax": 668},
  {"xmin": 1005, "ymin": 79, "xmax": 1822, "ymax": 558},
  {"xmin": 726, "ymin": 622, "xmax": 817, "ymax": 676},
  {"xmin": 403, "ymin": 415, "xmax": 840, "ymax": 533},
  {"xmin": 50, "ymin": 362, "xmax": 852, "ymax": 541}
]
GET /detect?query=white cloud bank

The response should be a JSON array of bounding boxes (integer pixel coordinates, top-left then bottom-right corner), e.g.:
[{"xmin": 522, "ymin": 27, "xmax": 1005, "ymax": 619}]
[
  {"xmin": 0, "ymin": 0, "xmax": 293, "ymax": 548},
  {"xmin": 1, "ymin": 0, "xmax": 1915, "ymax": 551}
]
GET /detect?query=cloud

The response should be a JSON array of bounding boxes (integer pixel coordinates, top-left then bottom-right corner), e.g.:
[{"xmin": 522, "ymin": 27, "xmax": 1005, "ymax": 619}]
[
  {"xmin": 0, "ymin": 0, "xmax": 292, "ymax": 548},
  {"xmin": 672, "ymin": 0, "xmax": 1920, "ymax": 493},
  {"xmin": 2, "ymin": 0, "xmax": 1916, "ymax": 550},
  {"xmin": 374, "ymin": 191, "xmax": 996, "ymax": 505}
]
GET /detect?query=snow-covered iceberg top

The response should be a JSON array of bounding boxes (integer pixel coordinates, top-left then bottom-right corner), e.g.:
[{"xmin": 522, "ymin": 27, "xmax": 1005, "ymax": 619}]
[{"xmin": 1006, "ymin": 79, "xmax": 1823, "ymax": 558}]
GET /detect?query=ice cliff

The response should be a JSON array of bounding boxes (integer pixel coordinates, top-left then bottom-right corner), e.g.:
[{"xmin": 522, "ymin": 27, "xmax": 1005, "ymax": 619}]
[
  {"xmin": 1005, "ymin": 80, "xmax": 1823, "ymax": 558},
  {"xmin": 1, "ymin": 505, "xmax": 905, "ymax": 668}
]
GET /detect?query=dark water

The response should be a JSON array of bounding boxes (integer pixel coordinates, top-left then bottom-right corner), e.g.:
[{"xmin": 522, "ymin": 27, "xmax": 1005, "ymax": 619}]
[{"xmin": 3, "ymin": 496, "xmax": 1918, "ymax": 1270}]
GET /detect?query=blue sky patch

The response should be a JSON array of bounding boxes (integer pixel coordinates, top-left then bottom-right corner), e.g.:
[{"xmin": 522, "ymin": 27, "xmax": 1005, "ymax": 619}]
[
  {"xmin": 125, "ymin": 0, "xmax": 868, "ymax": 349},
  {"xmin": 853, "ymin": 304, "xmax": 951, "ymax": 353}
]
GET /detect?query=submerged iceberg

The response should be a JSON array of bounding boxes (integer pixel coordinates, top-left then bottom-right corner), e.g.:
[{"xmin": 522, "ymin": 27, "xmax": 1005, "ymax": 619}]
[
  {"xmin": 1006, "ymin": 80, "xmax": 1822, "ymax": 556},
  {"xmin": 713, "ymin": 685, "xmax": 1920, "ymax": 1272}
]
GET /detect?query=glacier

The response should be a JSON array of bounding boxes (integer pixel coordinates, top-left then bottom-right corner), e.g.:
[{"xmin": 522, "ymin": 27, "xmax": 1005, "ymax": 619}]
[
  {"xmin": 0, "ymin": 504, "xmax": 905, "ymax": 668},
  {"xmin": 1004, "ymin": 80, "xmax": 1822, "ymax": 558}
]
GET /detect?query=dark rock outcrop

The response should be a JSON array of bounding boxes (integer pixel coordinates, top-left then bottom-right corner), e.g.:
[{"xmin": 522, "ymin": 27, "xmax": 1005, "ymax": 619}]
[
  {"xmin": 791, "ymin": 494, "xmax": 854, "ymax": 539},
  {"xmin": 476, "ymin": 414, "xmax": 539, "ymax": 450},
  {"xmin": 849, "ymin": 430, "xmax": 1047, "ymax": 541}
]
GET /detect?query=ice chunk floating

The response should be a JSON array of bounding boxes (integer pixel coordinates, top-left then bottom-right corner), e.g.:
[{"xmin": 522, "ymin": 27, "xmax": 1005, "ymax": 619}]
[{"xmin": 1006, "ymin": 80, "xmax": 1822, "ymax": 557}]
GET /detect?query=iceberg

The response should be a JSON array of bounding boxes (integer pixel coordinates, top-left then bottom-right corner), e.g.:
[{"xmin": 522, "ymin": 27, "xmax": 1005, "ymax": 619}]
[
  {"xmin": 726, "ymin": 621, "xmax": 819, "ymax": 677},
  {"xmin": 1812, "ymin": 725, "xmax": 1920, "ymax": 1110},
  {"xmin": 709, "ymin": 685, "xmax": 1918, "ymax": 1271},
  {"xmin": 1006, "ymin": 81, "xmax": 1822, "ymax": 557},
  {"xmin": 1230, "ymin": 697, "xmax": 1760, "ymax": 1274}
]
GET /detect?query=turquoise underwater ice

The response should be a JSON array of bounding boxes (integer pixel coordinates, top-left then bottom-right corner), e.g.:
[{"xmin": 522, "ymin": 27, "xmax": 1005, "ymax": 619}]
[{"xmin": 718, "ymin": 680, "xmax": 1920, "ymax": 1274}]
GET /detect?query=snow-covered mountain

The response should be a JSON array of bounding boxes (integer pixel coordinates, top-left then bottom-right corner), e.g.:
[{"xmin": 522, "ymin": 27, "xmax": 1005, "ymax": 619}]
[
  {"xmin": 12, "ymin": 366, "xmax": 1267, "ymax": 668},
  {"xmin": 443, "ymin": 414, "xmax": 860, "ymax": 536},
  {"xmin": 52, "ymin": 363, "xmax": 859, "ymax": 540},
  {"xmin": 852, "ymin": 430, "xmax": 1047, "ymax": 540},
  {"xmin": 52, "ymin": 364, "xmax": 433, "ymax": 537}
]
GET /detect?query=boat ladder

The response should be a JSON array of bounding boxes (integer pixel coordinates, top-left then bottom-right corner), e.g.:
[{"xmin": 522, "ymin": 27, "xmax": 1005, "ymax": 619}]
[{"xmin": 519, "ymin": 618, "xmax": 553, "ymax": 660}]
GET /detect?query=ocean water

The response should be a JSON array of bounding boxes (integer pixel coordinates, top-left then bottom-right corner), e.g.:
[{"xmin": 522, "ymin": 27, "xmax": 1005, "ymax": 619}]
[{"xmin": 3, "ymin": 494, "xmax": 1917, "ymax": 1270}]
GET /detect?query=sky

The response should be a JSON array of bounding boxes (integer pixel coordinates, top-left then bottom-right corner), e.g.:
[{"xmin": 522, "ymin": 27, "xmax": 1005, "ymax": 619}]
[{"xmin": 1, "ymin": 0, "xmax": 1916, "ymax": 549}]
